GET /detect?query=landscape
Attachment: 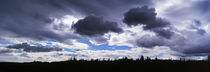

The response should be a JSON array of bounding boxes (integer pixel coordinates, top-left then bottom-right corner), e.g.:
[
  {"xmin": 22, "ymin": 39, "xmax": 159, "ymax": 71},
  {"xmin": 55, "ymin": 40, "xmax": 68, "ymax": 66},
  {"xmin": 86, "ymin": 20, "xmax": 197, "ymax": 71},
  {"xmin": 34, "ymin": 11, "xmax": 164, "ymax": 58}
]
[
  {"xmin": 0, "ymin": 0, "xmax": 210, "ymax": 71},
  {"xmin": 1, "ymin": 56, "xmax": 210, "ymax": 71}
]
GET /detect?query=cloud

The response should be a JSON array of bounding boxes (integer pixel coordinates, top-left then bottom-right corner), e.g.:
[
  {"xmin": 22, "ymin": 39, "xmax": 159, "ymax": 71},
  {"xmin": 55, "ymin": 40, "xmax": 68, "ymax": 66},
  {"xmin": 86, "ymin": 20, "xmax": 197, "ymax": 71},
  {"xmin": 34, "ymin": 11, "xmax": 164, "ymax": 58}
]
[
  {"xmin": 108, "ymin": 25, "xmax": 155, "ymax": 47},
  {"xmin": 189, "ymin": 20, "xmax": 206, "ymax": 35},
  {"xmin": 136, "ymin": 35, "xmax": 167, "ymax": 48},
  {"xmin": 2, "ymin": 0, "xmax": 210, "ymax": 61},
  {"xmin": 112, "ymin": 0, "xmax": 210, "ymax": 57},
  {"xmin": 0, "ymin": 46, "xmax": 177, "ymax": 62},
  {"xmin": 123, "ymin": 6, "xmax": 157, "ymax": 26},
  {"xmin": 7, "ymin": 43, "xmax": 62, "ymax": 52},
  {"xmin": 0, "ymin": 0, "xmax": 76, "ymax": 42},
  {"xmin": 0, "ymin": 49, "xmax": 12, "ymax": 54},
  {"xmin": 60, "ymin": 0, "xmax": 153, "ymax": 18},
  {"xmin": 194, "ymin": 0, "xmax": 210, "ymax": 14},
  {"xmin": 123, "ymin": 6, "xmax": 173, "ymax": 39},
  {"xmin": 152, "ymin": 0, "xmax": 210, "ymax": 56},
  {"xmin": 72, "ymin": 16, "xmax": 123, "ymax": 36},
  {"xmin": 134, "ymin": 30, "xmax": 210, "ymax": 57},
  {"xmin": 0, "ymin": 0, "xmax": 153, "ymax": 44}
]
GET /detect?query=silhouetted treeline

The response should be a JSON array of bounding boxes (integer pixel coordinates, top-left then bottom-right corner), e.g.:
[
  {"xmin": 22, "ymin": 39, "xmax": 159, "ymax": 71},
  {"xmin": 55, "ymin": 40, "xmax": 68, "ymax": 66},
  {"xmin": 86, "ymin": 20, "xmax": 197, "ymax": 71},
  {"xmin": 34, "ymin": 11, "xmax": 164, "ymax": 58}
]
[
  {"xmin": 1, "ymin": 56, "xmax": 210, "ymax": 64},
  {"xmin": 1, "ymin": 56, "xmax": 210, "ymax": 72}
]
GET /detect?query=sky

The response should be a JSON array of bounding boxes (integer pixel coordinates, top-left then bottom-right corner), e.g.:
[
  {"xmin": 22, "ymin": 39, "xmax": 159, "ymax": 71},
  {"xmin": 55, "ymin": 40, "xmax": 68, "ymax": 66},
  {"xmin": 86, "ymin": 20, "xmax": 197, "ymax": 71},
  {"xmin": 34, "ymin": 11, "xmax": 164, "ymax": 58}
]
[{"xmin": 0, "ymin": 0, "xmax": 209, "ymax": 62}]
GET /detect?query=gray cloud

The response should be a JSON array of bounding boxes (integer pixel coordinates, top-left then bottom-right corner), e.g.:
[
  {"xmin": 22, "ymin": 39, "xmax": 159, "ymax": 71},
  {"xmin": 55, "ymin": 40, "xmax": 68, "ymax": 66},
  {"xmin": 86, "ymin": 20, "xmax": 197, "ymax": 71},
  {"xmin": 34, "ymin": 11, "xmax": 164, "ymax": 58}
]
[
  {"xmin": 194, "ymin": 0, "xmax": 210, "ymax": 14},
  {"xmin": 7, "ymin": 43, "xmax": 62, "ymax": 52},
  {"xmin": 61, "ymin": 0, "xmax": 152, "ymax": 18},
  {"xmin": 123, "ymin": 6, "xmax": 157, "ymax": 27},
  {"xmin": 135, "ymin": 31, "xmax": 210, "ymax": 57},
  {"xmin": 0, "ymin": 0, "xmax": 72, "ymax": 42},
  {"xmin": 136, "ymin": 35, "xmax": 168, "ymax": 48},
  {"xmin": 189, "ymin": 20, "xmax": 206, "ymax": 35},
  {"xmin": 0, "ymin": 49, "xmax": 12, "ymax": 54},
  {"xmin": 123, "ymin": 6, "xmax": 173, "ymax": 39},
  {"xmin": 0, "ymin": 0, "xmax": 152, "ymax": 42},
  {"xmin": 3, "ymin": 0, "xmax": 210, "ymax": 59},
  {"xmin": 152, "ymin": 0, "xmax": 210, "ymax": 56},
  {"xmin": 72, "ymin": 16, "xmax": 122, "ymax": 36}
]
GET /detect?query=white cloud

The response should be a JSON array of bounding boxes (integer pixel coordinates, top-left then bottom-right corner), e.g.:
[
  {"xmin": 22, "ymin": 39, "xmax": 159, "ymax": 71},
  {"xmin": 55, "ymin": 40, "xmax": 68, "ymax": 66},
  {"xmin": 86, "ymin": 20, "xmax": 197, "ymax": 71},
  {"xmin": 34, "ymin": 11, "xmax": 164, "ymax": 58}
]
[
  {"xmin": 0, "ymin": 46, "xmax": 178, "ymax": 62},
  {"xmin": 49, "ymin": 15, "xmax": 82, "ymax": 34},
  {"xmin": 108, "ymin": 25, "xmax": 155, "ymax": 47},
  {"xmin": 0, "ymin": 37, "xmax": 89, "ymax": 50},
  {"xmin": 89, "ymin": 34, "xmax": 110, "ymax": 45},
  {"xmin": 45, "ymin": 39, "xmax": 89, "ymax": 49}
]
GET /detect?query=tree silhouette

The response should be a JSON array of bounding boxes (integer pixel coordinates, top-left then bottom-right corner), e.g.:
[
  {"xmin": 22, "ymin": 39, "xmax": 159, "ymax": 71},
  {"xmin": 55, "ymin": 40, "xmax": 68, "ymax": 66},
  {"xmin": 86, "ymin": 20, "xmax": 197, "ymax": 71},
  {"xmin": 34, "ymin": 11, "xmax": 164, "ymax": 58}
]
[
  {"xmin": 146, "ymin": 57, "xmax": 151, "ymax": 60},
  {"xmin": 208, "ymin": 55, "xmax": 210, "ymax": 61},
  {"xmin": 140, "ymin": 56, "xmax": 144, "ymax": 61}
]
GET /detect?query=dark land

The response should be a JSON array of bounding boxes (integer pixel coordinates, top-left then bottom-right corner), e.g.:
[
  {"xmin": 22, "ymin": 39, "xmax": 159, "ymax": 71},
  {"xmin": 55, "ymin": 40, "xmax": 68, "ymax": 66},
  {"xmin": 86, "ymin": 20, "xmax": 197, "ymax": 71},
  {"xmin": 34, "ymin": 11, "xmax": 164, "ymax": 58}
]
[{"xmin": 1, "ymin": 57, "xmax": 210, "ymax": 72}]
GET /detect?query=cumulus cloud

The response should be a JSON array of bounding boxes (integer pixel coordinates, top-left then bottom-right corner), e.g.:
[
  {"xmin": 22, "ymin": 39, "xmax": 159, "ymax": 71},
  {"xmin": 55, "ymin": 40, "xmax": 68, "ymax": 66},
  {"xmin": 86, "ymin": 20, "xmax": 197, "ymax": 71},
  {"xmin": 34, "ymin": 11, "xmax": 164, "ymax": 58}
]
[
  {"xmin": 72, "ymin": 16, "xmax": 122, "ymax": 36},
  {"xmin": 108, "ymin": 25, "xmax": 155, "ymax": 47},
  {"xmin": 123, "ymin": 6, "xmax": 173, "ymax": 39},
  {"xmin": 106, "ymin": 0, "xmax": 210, "ymax": 57}
]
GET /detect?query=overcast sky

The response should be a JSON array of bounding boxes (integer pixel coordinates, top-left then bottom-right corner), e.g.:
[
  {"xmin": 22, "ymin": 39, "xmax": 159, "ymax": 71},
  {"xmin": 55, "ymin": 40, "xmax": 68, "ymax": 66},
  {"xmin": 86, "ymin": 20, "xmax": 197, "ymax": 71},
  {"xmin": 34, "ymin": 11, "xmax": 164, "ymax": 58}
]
[{"xmin": 0, "ymin": 0, "xmax": 210, "ymax": 62}]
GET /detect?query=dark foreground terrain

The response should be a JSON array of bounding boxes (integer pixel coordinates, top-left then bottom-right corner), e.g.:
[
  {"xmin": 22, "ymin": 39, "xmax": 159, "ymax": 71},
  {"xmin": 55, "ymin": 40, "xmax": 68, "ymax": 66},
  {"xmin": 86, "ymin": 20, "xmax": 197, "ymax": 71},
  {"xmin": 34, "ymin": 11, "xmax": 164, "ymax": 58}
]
[{"xmin": 1, "ymin": 58, "xmax": 210, "ymax": 72}]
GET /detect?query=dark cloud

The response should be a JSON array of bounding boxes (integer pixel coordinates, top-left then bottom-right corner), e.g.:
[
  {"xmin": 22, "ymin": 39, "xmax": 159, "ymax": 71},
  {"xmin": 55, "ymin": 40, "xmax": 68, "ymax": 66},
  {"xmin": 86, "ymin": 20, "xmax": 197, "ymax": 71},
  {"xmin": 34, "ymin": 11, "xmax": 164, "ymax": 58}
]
[
  {"xmin": 152, "ymin": 28, "xmax": 174, "ymax": 39},
  {"xmin": 123, "ymin": 6, "xmax": 157, "ymax": 26},
  {"xmin": 7, "ymin": 43, "xmax": 62, "ymax": 52},
  {"xmin": 62, "ymin": 0, "xmax": 152, "ymax": 17},
  {"xmin": 0, "ymin": 0, "xmax": 72, "ymax": 41},
  {"xmin": 72, "ymin": 16, "xmax": 122, "ymax": 36},
  {"xmin": 123, "ymin": 6, "xmax": 173, "ymax": 39},
  {"xmin": 0, "ymin": 0, "xmax": 152, "ymax": 42},
  {"xmin": 123, "ymin": 6, "xmax": 169, "ymax": 29},
  {"xmin": 170, "ymin": 40, "xmax": 210, "ymax": 57}
]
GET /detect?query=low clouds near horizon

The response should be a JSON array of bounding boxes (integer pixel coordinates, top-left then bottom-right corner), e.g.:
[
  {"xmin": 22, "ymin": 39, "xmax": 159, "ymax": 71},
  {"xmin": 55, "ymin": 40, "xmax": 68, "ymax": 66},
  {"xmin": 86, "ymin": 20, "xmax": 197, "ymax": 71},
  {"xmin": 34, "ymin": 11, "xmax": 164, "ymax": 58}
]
[{"xmin": 0, "ymin": 0, "xmax": 210, "ymax": 62}]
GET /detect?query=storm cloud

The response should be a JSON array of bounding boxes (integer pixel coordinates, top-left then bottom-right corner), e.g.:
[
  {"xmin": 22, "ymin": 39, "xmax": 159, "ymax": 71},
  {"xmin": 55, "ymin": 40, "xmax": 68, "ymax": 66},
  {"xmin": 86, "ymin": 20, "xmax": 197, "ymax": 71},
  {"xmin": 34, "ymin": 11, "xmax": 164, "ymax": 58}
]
[
  {"xmin": 0, "ymin": 0, "xmax": 153, "ymax": 42},
  {"xmin": 1, "ymin": 0, "xmax": 210, "ymax": 61},
  {"xmin": 72, "ymin": 16, "xmax": 122, "ymax": 36},
  {"xmin": 123, "ymin": 6, "xmax": 173, "ymax": 39},
  {"xmin": 0, "ymin": 0, "xmax": 71, "ymax": 41}
]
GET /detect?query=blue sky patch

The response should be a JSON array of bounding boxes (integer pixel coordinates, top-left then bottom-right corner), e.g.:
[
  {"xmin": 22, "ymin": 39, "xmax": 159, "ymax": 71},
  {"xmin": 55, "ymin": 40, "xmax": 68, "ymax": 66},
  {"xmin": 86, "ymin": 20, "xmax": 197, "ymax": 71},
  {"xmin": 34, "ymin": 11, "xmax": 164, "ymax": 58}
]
[
  {"xmin": 29, "ymin": 42, "xmax": 43, "ymax": 46},
  {"xmin": 48, "ymin": 39, "xmax": 57, "ymax": 42},
  {"xmin": 77, "ymin": 40, "xmax": 131, "ymax": 51}
]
